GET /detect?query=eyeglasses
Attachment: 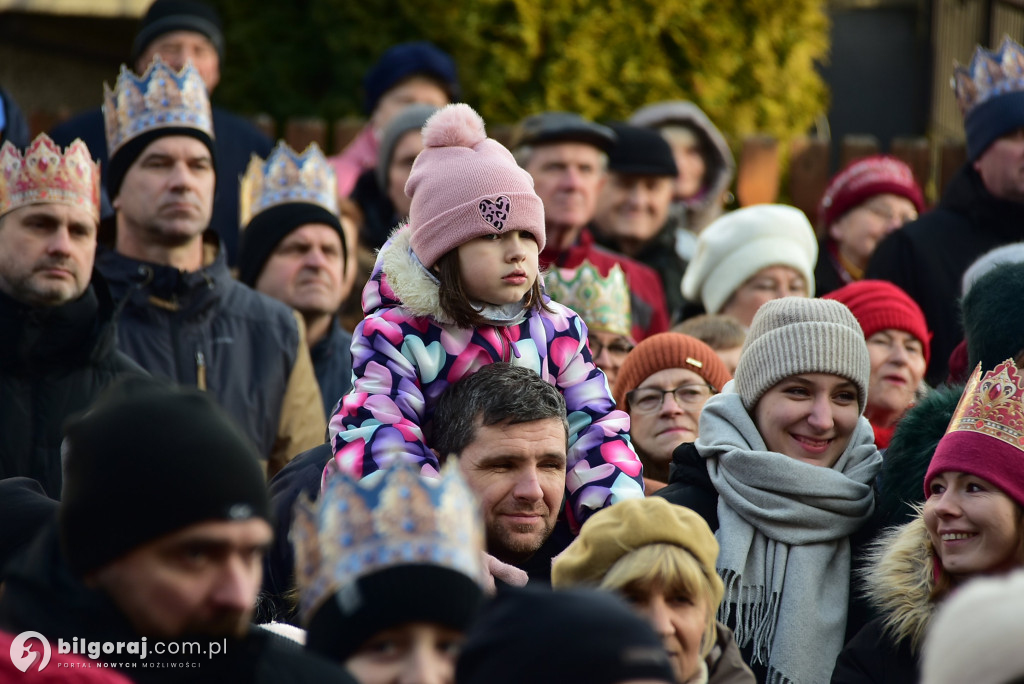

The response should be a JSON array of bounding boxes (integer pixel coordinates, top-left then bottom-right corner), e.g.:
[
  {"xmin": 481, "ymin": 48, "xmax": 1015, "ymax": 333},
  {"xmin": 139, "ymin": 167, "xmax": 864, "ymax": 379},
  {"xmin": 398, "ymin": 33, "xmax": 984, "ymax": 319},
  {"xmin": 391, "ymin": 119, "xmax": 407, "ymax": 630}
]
[
  {"xmin": 626, "ymin": 384, "xmax": 714, "ymax": 413},
  {"xmin": 861, "ymin": 202, "xmax": 918, "ymax": 225},
  {"xmin": 588, "ymin": 337, "xmax": 635, "ymax": 359}
]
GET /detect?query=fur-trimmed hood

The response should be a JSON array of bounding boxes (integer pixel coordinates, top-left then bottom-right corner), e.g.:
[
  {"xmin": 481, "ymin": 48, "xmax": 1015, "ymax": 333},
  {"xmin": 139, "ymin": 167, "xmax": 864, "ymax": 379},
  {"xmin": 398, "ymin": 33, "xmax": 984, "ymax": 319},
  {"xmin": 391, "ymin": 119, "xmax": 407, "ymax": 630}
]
[{"xmin": 860, "ymin": 515, "xmax": 936, "ymax": 653}]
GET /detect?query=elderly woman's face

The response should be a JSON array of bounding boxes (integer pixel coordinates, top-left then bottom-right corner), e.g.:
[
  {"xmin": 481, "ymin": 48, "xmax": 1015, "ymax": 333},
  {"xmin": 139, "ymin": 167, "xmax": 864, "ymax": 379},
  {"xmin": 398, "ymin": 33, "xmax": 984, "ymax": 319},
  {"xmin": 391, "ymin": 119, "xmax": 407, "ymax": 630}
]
[
  {"xmin": 753, "ymin": 373, "xmax": 860, "ymax": 468},
  {"xmin": 924, "ymin": 471, "xmax": 1023, "ymax": 581},
  {"xmin": 828, "ymin": 193, "xmax": 918, "ymax": 271},
  {"xmin": 865, "ymin": 329, "xmax": 926, "ymax": 428},
  {"xmin": 627, "ymin": 368, "xmax": 712, "ymax": 478},
  {"xmin": 622, "ymin": 581, "xmax": 708, "ymax": 684},
  {"xmin": 720, "ymin": 265, "xmax": 808, "ymax": 328}
]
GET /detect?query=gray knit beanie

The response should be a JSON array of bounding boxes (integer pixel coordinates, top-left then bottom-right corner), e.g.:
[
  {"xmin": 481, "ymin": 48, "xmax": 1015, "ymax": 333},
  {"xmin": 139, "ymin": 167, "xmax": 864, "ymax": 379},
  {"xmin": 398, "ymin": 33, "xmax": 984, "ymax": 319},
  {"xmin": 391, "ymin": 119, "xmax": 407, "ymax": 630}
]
[
  {"xmin": 375, "ymin": 103, "xmax": 439, "ymax": 190},
  {"xmin": 734, "ymin": 297, "xmax": 870, "ymax": 413}
]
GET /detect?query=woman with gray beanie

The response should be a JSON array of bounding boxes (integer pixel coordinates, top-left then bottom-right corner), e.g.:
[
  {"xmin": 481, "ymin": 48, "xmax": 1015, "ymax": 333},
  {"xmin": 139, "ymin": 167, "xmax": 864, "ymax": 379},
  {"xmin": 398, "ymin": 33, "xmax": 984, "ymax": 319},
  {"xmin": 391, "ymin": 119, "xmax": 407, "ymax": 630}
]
[{"xmin": 657, "ymin": 297, "xmax": 883, "ymax": 684}]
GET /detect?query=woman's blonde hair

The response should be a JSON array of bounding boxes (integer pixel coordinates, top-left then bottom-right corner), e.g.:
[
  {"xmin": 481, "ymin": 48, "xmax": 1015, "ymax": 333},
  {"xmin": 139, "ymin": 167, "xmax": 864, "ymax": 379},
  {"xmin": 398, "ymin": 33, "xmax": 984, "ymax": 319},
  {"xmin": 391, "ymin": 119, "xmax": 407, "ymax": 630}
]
[{"xmin": 599, "ymin": 543, "xmax": 718, "ymax": 660}]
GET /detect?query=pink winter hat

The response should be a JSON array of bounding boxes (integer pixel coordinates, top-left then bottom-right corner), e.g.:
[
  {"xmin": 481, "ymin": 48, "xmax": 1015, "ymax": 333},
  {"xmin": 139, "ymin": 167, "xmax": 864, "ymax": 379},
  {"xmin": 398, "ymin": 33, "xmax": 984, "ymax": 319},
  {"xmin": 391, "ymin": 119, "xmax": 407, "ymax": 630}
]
[{"xmin": 405, "ymin": 103, "xmax": 546, "ymax": 268}]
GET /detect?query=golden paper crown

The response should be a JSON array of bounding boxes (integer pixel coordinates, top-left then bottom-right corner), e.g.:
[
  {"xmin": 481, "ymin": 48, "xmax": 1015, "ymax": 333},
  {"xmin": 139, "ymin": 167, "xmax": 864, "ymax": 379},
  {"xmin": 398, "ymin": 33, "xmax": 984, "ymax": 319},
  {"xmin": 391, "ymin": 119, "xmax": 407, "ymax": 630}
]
[
  {"xmin": 545, "ymin": 261, "xmax": 632, "ymax": 337},
  {"xmin": 103, "ymin": 56, "xmax": 213, "ymax": 157},
  {"xmin": 239, "ymin": 141, "xmax": 338, "ymax": 228},
  {"xmin": 952, "ymin": 36, "xmax": 1024, "ymax": 117},
  {"xmin": 0, "ymin": 134, "xmax": 101, "ymax": 221},
  {"xmin": 291, "ymin": 459, "xmax": 485, "ymax": 623},
  {"xmin": 946, "ymin": 359, "xmax": 1024, "ymax": 449}
]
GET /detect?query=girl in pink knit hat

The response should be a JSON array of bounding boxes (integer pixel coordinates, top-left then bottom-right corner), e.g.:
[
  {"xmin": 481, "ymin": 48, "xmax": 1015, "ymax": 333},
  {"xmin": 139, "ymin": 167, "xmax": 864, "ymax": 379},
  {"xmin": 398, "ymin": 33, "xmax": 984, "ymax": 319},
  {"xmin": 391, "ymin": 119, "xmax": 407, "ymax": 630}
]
[{"xmin": 325, "ymin": 103, "xmax": 645, "ymax": 531}]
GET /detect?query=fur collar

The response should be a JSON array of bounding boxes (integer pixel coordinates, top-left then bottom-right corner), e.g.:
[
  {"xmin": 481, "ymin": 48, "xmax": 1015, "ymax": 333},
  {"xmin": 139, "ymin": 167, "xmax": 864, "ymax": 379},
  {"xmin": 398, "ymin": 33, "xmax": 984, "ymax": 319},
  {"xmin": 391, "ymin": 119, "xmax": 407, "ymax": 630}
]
[
  {"xmin": 379, "ymin": 223, "xmax": 455, "ymax": 325},
  {"xmin": 861, "ymin": 515, "xmax": 936, "ymax": 652}
]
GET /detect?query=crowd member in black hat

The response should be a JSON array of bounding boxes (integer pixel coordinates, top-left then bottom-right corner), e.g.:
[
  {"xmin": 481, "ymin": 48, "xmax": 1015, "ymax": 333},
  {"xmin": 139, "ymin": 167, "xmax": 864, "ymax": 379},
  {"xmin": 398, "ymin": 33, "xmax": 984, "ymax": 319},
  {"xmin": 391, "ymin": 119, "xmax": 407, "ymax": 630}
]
[
  {"xmin": 0, "ymin": 378, "xmax": 355, "ymax": 683},
  {"xmin": 455, "ymin": 586, "xmax": 676, "ymax": 684},
  {"xmin": 238, "ymin": 141, "xmax": 354, "ymax": 417},
  {"xmin": 0, "ymin": 478, "xmax": 57, "ymax": 585},
  {"xmin": 329, "ymin": 42, "xmax": 458, "ymax": 198},
  {"xmin": 95, "ymin": 56, "xmax": 324, "ymax": 479},
  {"xmin": 49, "ymin": 0, "xmax": 273, "ymax": 265},
  {"xmin": 592, "ymin": 122, "xmax": 687, "ymax": 321},
  {"xmin": 512, "ymin": 111, "xmax": 670, "ymax": 342}
]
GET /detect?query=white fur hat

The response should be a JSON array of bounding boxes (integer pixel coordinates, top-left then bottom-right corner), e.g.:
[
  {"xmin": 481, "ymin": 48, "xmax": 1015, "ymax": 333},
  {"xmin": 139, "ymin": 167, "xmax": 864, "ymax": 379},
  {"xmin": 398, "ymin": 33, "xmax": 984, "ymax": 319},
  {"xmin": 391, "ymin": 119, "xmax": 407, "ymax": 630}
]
[{"xmin": 681, "ymin": 205, "xmax": 818, "ymax": 314}]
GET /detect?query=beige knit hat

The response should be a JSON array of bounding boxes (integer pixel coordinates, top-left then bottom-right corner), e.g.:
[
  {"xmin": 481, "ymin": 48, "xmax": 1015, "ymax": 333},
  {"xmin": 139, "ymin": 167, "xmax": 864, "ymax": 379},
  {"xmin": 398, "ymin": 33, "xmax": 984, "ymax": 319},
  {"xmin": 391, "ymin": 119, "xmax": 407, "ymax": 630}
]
[
  {"xmin": 551, "ymin": 497, "xmax": 723, "ymax": 607},
  {"xmin": 681, "ymin": 204, "xmax": 817, "ymax": 314},
  {"xmin": 734, "ymin": 297, "xmax": 870, "ymax": 413}
]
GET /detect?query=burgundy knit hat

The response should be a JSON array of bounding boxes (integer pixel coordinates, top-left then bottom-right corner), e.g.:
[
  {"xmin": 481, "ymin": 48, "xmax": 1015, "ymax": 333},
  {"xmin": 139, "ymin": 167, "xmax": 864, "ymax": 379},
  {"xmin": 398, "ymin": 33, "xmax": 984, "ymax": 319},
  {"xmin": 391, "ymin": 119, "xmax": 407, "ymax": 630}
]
[
  {"xmin": 823, "ymin": 279, "xmax": 931, "ymax": 364},
  {"xmin": 818, "ymin": 155, "xmax": 924, "ymax": 228},
  {"xmin": 405, "ymin": 103, "xmax": 546, "ymax": 268},
  {"xmin": 613, "ymin": 332, "xmax": 732, "ymax": 410},
  {"xmin": 925, "ymin": 360, "xmax": 1024, "ymax": 508}
]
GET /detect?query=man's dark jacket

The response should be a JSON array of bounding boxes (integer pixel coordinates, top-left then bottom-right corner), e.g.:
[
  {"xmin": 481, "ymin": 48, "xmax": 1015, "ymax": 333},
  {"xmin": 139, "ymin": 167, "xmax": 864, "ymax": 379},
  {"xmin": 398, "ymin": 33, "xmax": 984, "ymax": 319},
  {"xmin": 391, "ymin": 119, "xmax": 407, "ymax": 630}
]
[
  {"xmin": 866, "ymin": 162, "xmax": 1024, "ymax": 385},
  {"xmin": 0, "ymin": 279, "xmax": 142, "ymax": 498},
  {"xmin": 311, "ymin": 318, "xmax": 352, "ymax": 417},
  {"xmin": 49, "ymin": 107, "xmax": 271, "ymax": 265},
  {"xmin": 0, "ymin": 522, "xmax": 355, "ymax": 683}
]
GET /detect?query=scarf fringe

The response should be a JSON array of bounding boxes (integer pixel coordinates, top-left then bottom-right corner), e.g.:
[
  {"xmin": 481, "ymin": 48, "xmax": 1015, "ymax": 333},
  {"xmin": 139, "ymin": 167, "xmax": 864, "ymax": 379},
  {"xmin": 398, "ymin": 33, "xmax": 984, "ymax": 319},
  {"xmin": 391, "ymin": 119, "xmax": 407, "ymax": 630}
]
[{"xmin": 717, "ymin": 569, "xmax": 781, "ymax": 666}]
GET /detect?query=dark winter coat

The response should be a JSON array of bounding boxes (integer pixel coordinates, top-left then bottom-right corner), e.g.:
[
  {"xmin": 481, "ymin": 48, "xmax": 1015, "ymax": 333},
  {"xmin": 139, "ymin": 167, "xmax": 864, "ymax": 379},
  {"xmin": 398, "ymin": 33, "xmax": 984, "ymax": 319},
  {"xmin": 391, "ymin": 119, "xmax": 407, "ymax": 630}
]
[
  {"xmin": 866, "ymin": 163, "xmax": 1024, "ymax": 385},
  {"xmin": 311, "ymin": 318, "xmax": 352, "ymax": 417},
  {"xmin": 48, "ymin": 106, "xmax": 272, "ymax": 265},
  {"xmin": 0, "ymin": 522, "xmax": 355, "ymax": 684},
  {"xmin": 0, "ymin": 281, "xmax": 143, "ymax": 498},
  {"xmin": 95, "ymin": 240, "xmax": 324, "ymax": 476},
  {"xmin": 595, "ymin": 220, "xmax": 688, "ymax": 323}
]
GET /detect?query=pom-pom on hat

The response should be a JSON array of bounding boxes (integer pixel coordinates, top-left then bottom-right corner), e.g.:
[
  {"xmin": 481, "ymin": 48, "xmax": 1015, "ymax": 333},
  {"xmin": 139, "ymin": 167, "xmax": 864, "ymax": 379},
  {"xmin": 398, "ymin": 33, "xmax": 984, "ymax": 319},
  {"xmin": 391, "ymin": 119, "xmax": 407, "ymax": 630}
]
[
  {"xmin": 735, "ymin": 297, "xmax": 870, "ymax": 413},
  {"xmin": 405, "ymin": 103, "xmax": 546, "ymax": 269},
  {"xmin": 613, "ymin": 332, "xmax": 732, "ymax": 410},
  {"xmin": 824, "ymin": 279, "xmax": 931, "ymax": 364},
  {"xmin": 925, "ymin": 359, "xmax": 1024, "ymax": 508},
  {"xmin": 681, "ymin": 204, "xmax": 817, "ymax": 315},
  {"xmin": 817, "ymin": 155, "xmax": 924, "ymax": 229}
]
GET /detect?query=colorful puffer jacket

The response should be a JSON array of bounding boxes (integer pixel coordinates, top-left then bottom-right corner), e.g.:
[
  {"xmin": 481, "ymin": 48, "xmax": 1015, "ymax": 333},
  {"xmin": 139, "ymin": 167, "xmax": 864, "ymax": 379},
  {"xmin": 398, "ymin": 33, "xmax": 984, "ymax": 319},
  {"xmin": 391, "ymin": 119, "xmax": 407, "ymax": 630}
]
[{"xmin": 326, "ymin": 225, "xmax": 645, "ymax": 528}]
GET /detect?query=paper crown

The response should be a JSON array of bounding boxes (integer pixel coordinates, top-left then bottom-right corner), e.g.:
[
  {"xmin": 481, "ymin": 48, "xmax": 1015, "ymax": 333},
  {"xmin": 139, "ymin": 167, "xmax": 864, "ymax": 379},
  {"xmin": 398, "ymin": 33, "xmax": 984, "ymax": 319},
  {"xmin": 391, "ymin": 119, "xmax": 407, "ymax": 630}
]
[
  {"xmin": 946, "ymin": 359, "xmax": 1024, "ymax": 448},
  {"xmin": 952, "ymin": 36, "xmax": 1024, "ymax": 117},
  {"xmin": 291, "ymin": 460, "xmax": 485, "ymax": 623},
  {"xmin": 545, "ymin": 261, "xmax": 632, "ymax": 338},
  {"xmin": 103, "ymin": 56, "xmax": 213, "ymax": 157},
  {"xmin": 0, "ymin": 134, "xmax": 101, "ymax": 221},
  {"xmin": 239, "ymin": 141, "xmax": 338, "ymax": 228}
]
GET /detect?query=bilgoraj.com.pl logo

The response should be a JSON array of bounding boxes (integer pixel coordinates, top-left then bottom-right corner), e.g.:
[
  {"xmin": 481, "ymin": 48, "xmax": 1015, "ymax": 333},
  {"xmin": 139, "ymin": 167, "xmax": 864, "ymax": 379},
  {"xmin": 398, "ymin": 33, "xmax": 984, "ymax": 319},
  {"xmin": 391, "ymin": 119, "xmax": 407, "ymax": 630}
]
[{"xmin": 9, "ymin": 631, "xmax": 227, "ymax": 672}]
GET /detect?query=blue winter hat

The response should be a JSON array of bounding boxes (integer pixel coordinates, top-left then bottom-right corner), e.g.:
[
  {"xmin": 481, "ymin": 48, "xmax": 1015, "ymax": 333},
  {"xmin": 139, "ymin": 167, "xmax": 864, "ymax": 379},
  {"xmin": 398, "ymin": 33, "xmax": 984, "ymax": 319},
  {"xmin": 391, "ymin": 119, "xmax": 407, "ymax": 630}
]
[{"xmin": 363, "ymin": 42, "xmax": 460, "ymax": 115}]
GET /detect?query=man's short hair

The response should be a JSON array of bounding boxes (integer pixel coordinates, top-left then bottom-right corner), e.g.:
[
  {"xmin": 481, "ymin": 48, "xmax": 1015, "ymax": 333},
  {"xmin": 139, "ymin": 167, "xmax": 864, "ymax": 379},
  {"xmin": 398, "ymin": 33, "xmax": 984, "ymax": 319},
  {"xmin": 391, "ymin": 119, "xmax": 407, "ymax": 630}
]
[
  {"xmin": 431, "ymin": 364, "xmax": 568, "ymax": 459},
  {"xmin": 673, "ymin": 313, "xmax": 746, "ymax": 351}
]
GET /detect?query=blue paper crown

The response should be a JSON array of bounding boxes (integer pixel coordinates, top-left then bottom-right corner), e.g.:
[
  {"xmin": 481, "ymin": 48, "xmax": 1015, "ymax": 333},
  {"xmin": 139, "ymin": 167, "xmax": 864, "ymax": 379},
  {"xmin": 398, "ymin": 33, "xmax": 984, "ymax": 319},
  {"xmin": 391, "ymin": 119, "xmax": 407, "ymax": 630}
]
[
  {"xmin": 239, "ymin": 141, "xmax": 338, "ymax": 228},
  {"xmin": 291, "ymin": 459, "xmax": 485, "ymax": 623},
  {"xmin": 103, "ymin": 56, "xmax": 213, "ymax": 156},
  {"xmin": 953, "ymin": 35, "xmax": 1024, "ymax": 117}
]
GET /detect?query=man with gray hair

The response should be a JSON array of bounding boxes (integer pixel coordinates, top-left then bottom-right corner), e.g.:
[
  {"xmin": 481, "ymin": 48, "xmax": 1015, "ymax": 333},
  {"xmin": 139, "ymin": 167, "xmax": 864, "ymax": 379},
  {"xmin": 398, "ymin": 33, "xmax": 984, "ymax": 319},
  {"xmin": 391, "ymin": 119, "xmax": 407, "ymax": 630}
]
[{"xmin": 512, "ymin": 112, "xmax": 669, "ymax": 341}]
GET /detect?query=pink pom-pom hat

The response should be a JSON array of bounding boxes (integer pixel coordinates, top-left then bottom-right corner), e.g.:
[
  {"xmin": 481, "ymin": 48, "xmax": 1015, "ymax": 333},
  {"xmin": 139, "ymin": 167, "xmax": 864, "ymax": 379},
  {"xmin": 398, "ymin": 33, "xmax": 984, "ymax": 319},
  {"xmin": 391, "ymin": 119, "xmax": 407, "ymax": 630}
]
[{"xmin": 405, "ymin": 103, "xmax": 546, "ymax": 268}]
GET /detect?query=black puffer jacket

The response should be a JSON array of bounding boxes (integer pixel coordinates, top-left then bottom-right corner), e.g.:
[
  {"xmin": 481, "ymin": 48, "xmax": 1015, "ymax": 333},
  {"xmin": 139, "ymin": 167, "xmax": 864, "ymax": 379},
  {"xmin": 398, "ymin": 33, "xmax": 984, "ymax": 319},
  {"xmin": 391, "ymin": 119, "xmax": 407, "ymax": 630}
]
[
  {"xmin": 866, "ymin": 163, "xmax": 1024, "ymax": 385},
  {"xmin": 0, "ymin": 280, "xmax": 142, "ymax": 498},
  {"xmin": 0, "ymin": 522, "xmax": 355, "ymax": 684},
  {"xmin": 96, "ymin": 240, "xmax": 324, "ymax": 476}
]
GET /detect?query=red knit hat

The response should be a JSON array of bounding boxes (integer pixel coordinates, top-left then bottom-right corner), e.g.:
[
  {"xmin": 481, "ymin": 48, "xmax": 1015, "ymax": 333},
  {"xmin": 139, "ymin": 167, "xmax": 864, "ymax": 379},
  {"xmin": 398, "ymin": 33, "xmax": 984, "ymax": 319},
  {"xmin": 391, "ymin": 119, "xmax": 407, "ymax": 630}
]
[
  {"xmin": 817, "ymin": 155, "xmax": 925, "ymax": 228},
  {"xmin": 823, "ymin": 279, "xmax": 931, "ymax": 364},
  {"xmin": 925, "ymin": 360, "xmax": 1024, "ymax": 509},
  {"xmin": 613, "ymin": 333, "xmax": 731, "ymax": 410}
]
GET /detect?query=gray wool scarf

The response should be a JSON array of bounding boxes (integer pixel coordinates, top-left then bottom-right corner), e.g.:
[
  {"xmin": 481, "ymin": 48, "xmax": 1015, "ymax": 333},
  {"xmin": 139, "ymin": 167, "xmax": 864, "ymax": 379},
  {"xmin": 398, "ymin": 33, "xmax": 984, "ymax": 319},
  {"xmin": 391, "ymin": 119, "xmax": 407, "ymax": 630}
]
[{"xmin": 696, "ymin": 384, "xmax": 882, "ymax": 684}]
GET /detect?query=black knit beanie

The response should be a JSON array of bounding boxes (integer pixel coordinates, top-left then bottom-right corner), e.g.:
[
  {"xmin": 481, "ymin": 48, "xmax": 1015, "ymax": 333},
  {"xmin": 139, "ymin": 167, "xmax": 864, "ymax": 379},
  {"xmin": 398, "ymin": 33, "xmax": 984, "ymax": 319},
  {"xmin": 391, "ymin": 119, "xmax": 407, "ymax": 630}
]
[
  {"xmin": 237, "ymin": 202, "xmax": 346, "ymax": 287},
  {"xmin": 456, "ymin": 586, "xmax": 676, "ymax": 684},
  {"xmin": 106, "ymin": 127, "xmax": 217, "ymax": 202},
  {"xmin": 305, "ymin": 564, "xmax": 484, "ymax": 662},
  {"xmin": 606, "ymin": 122, "xmax": 678, "ymax": 176},
  {"xmin": 962, "ymin": 261, "xmax": 1024, "ymax": 371},
  {"xmin": 130, "ymin": 0, "xmax": 225, "ymax": 66},
  {"xmin": 59, "ymin": 377, "xmax": 270, "ymax": 578}
]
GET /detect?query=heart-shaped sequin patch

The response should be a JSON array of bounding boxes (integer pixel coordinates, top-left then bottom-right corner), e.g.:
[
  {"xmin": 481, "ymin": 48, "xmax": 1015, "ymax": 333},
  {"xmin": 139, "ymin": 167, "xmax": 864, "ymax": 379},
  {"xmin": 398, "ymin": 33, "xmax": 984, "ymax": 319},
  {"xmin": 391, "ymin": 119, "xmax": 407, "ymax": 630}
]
[{"xmin": 478, "ymin": 195, "xmax": 511, "ymax": 230}]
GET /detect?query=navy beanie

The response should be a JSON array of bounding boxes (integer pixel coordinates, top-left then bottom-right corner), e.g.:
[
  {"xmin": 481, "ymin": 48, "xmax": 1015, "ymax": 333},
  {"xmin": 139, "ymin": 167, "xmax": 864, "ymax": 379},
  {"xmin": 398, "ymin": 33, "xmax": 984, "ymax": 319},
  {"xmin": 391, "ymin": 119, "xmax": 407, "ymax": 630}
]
[
  {"xmin": 59, "ymin": 377, "xmax": 270, "ymax": 578},
  {"xmin": 131, "ymin": 0, "xmax": 225, "ymax": 65},
  {"xmin": 965, "ymin": 90, "xmax": 1024, "ymax": 161},
  {"xmin": 363, "ymin": 42, "xmax": 459, "ymax": 115}
]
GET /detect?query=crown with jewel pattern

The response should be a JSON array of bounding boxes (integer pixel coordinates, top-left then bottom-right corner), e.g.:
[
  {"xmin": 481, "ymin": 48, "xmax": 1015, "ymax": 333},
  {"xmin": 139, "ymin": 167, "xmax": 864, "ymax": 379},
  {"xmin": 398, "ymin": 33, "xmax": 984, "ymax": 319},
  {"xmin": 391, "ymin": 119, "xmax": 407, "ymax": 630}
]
[
  {"xmin": 545, "ymin": 260, "xmax": 632, "ymax": 338},
  {"xmin": 953, "ymin": 36, "xmax": 1024, "ymax": 117},
  {"xmin": 239, "ymin": 141, "xmax": 338, "ymax": 228},
  {"xmin": 292, "ymin": 459, "xmax": 485, "ymax": 624},
  {"xmin": 945, "ymin": 359, "xmax": 1024, "ymax": 449},
  {"xmin": 0, "ymin": 134, "xmax": 101, "ymax": 221},
  {"xmin": 103, "ymin": 56, "xmax": 213, "ymax": 157}
]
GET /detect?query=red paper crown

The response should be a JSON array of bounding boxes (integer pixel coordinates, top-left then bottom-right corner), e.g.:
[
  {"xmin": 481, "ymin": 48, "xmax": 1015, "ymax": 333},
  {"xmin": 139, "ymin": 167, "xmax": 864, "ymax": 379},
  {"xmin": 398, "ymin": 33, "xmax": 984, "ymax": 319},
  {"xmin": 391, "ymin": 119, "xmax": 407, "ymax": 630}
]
[
  {"xmin": 0, "ymin": 134, "xmax": 101, "ymax": 221},
  {"xmin": 946, "ymin": 359, "xmax": 1024, "ymax": 449}
]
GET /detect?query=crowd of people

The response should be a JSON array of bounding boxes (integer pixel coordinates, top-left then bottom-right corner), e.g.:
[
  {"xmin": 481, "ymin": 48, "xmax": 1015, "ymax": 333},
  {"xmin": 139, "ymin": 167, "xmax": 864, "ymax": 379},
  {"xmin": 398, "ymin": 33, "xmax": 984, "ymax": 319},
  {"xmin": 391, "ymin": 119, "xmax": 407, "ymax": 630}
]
[{"xmin": 3, "ymin": 1, "xmax": 1024, "ymax": 683}]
